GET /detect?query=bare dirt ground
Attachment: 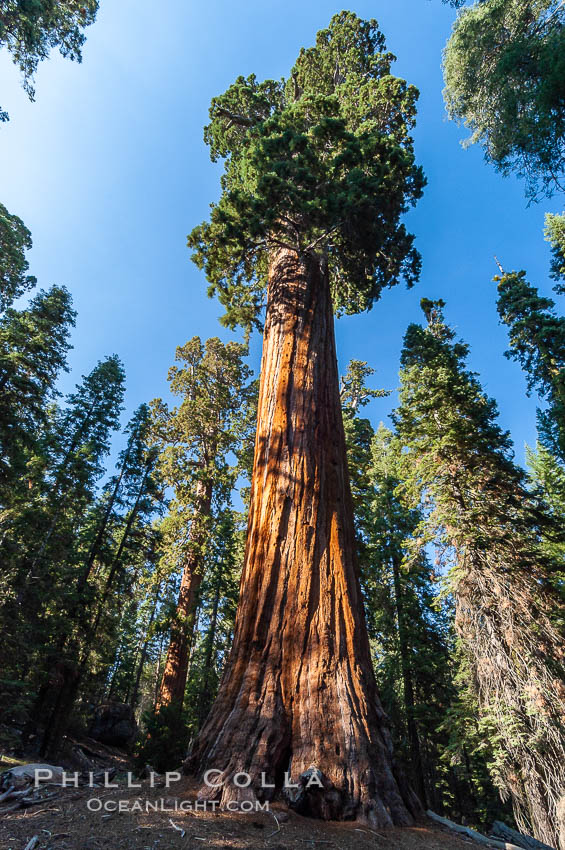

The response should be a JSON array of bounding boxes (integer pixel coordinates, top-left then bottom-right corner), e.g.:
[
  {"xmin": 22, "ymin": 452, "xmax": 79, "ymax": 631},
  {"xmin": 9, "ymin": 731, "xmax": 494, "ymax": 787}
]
[
  {"xmin": 0, "ymin": 742, "xmax": 487, "ymax": 850},
  {"xmin": 0, "ymin": 776, "xmax": 483, "ymax": 850}
]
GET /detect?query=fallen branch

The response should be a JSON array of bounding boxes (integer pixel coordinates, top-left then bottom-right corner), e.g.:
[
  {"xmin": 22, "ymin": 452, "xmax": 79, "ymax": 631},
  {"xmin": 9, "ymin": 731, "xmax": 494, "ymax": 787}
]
[
  {"xmin": 0, "ymin": 800, "xmax": 27, "ymax": 815},
  {"xmin": 25, "ymin": 807, "xmax": 62, "ymax": 818},
  {"xmin": 491, "ymin": 821, "xmax": 555, "ymax": 850},
  {"xmin": 0, "ymin": 790, "xmax": 62, "ymax": 815},
  {"xmin": 427, "ymin": 810, "xmax": 524, "ymax": 850},
  {"xmin": 0, "ymin": 792, "xmax": 36, "ymax": 814},
  {"xmin": 169, "ymin": 818, "xmax": 186, "ymax": 838},
  {"xmin": 0, "ymin": 785, "xmax": 15, "ymax": 803},
  {"xmin": 24, "ymin": 837, "xmax": 39, "ymax": 850},
  {"xmin": 266, "ymin": 810, "xmax": 280, "ymax": 838},
  {"xmin": 22, "ymin": 791, "xmax": 61, "ymax": 808}
]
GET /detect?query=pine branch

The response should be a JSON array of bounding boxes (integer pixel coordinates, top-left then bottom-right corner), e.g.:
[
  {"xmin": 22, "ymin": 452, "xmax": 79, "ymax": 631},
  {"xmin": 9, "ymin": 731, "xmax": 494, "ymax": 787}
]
[{"xmin": 214, "ymin": 106, "xmax": 255, "ymax": 127}]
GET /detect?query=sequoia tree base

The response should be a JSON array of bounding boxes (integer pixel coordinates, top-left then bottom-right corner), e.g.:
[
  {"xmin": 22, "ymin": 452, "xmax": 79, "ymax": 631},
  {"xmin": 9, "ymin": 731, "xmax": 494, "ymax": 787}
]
[{"xmin": 184, "ymin": 249, "xmax": 420, "ymax": 826}]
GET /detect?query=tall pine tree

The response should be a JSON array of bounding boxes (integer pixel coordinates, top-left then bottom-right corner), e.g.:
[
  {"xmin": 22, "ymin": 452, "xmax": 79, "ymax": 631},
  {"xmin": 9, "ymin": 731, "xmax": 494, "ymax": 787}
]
[
  {"xmin": 394, "ymin": 300, "xmax": 565, "ymax": 847},
  {"xmin": 496, "ymin": 270, "xmax": 565, "ymax": 462},
  {"xmin": 150, "ymin": 337, "xmax": 254, "ymax": 715}
]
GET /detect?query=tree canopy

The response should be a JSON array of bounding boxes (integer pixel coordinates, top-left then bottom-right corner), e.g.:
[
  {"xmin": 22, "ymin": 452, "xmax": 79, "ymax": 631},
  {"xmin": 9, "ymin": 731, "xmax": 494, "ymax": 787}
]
[
  {"xmin": 188, "ymin": 11, "xmax": 425, "ymax": 331},
  {"xmin": 496, "ymin": 269, "xmax": 565, "ymax": 461},
  {"xmin": 443, "ymin": 0, "xmax": 565, "ymax": 199},
  {"xmin": 394, "ymin": 301, "xmax": 565, "ymax": 845},
  {"xmin": 545, "ymin": 211, "xmax": 565, "ymax": 286},
  {"xmin": 0, "ymin": 0, "xmax": 98, "ymax": 121},
  {"xmin": 0, "ymin": 202, "xmax": 37, "ymax": 310}
]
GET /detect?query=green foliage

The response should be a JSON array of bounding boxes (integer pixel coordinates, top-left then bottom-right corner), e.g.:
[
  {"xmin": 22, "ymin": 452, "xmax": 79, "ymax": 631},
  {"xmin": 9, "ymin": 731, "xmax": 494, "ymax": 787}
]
[
  {"xmin": 0, "ymin": 211, "xmax": 171, "ymax": 758},
  {"xmin": 496, "ymin": 269, "xmax": 565, "ymax": 461},
  {"xmin": 150, "ymin": 336, "xmax": 255, "ymax": 578},
  {"xmin": 340, "ymin": 359, "xmax": 389, "ymax": 414},
  {"xmin": 0, "ymin": 202, "xmax": 37, "ymax": 309},
  {"xmin": 443, "ymin": 0, "xmax": 565, "ymax": 199},
  {"xmin": 394, "ymin": 301, "xmax": 565, "ymax": 843},
  {"xmin": 342, "ymin": 362, "xmax": 503, "ymax": 822},
  {"xmin": 189, "ymin": 12, "xmax": 424, "ymax": 331},
  {"xmin": 438, "ymin": 646, "xmax": 514, "ymax": 828},
  {"xmin": 0, "ymin": 352, "xmax": 134, "ymax": 742},
  {"xmin": 0, "ymin": 0, "xmax": 98, "ymax": 120},
  {"xmin": 183, "ymin": 507, "xmax": 243, "ymax": 736},
  {"xmin": 0, "ymin": 284, "xmax": 75, "ymax": 495},
  {"xmin": 526, "ymin": 443, "xmax": 565, "ymax": 587},
  {"xmin": 136, "ymin": 703, "xmax": 190, "ymax": 774},
  {"xmin": 151, "ymin": 337, "xmax": 253, "ymax": 491},
  {"xmin": 545, "ymin": 211, "xmax": 565, "ymax": 287}
]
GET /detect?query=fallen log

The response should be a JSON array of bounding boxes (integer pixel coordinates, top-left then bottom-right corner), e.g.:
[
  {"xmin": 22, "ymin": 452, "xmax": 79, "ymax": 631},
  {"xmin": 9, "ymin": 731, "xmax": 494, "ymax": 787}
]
[
  {"xmin": 0, "ymin": 790, "xmax": 61, "ymax": 816},
  {"xmin": 427, "ymin": 810, "xmax": 523, "ymax": 850},
  {"xmin": 491, "ymin": 821, "xmax": 555, "ymax": 850}
]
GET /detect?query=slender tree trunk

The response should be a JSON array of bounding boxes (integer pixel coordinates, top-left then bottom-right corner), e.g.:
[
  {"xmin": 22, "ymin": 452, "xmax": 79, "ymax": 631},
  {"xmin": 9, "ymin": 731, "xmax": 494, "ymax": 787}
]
[
  {"xmin": 130, "ymin": 585, "xmax": 161, "ymax": 710},
  {"xmin": 186, "ymin": 248, "xmax": 419, "ymax": 825},
  {"xmin": 29, "ymin": 399, "xmax": 98, "ymax": 574},
  {"xmin": 153, "ymin": 633, "xmax": 166, "ymax": 707},
  {"xmin": 390, "ymin": 551, "xmax": 427, "ymax": 807},
  {"xmin": 196, "ymin": 568, "xmax": 222, "ymax": 729},
  {"xmin": 39, "ymin": 465, "xmax": 152, "ymax": 756},
  {"xmin": 77, "ymin": 438, "xmax": 133, "ymax": 594},
  {"xmin": 156, "ymin": 480, "xmax": 212, "ymax": 711}
]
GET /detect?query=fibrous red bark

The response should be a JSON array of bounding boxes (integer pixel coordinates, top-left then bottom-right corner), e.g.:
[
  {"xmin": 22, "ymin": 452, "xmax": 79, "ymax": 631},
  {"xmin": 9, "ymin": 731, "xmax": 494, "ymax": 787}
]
[{"xmin": 186, "ymin": 249, "xmax": 419, "ymax": 825}]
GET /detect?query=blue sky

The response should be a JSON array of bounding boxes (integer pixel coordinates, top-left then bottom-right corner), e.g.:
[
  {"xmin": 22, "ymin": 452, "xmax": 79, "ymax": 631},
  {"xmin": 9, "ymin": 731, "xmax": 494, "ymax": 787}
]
[{"xmin": 1, "ymin": 0, "xmax": 562, "ymax": 466}]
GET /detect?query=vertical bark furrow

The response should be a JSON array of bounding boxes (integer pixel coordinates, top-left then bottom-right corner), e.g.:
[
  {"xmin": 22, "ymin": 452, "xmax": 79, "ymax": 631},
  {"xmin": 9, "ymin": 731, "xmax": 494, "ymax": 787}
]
[{"xmin": 186, "ymin": 249, "xmax": 418, "ymax": 824}]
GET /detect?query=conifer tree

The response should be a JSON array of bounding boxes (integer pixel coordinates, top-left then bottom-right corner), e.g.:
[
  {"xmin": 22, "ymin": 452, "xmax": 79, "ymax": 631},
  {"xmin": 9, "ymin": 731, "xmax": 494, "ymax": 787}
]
[
  {"xmin": 2, "ymin": 356, "xmax": 125, "ymax": 743},
  {"xmin": 526, "ymin": 443, "xmax": 565, "ymax": 589},
  {"xmin": 27, "ymin": 354, "xmax": 126, "ymax": 577},
  {"xmin": 0, "ymin": 202, "xmax": 37, "ymax": 310},
  {"xmin": 139, "ymin": 505, "xmax": 246, "ymax": 773},
  {"xmin": 185, "ymin": 13, "xmax": 424, "ymax": 823},
  {"xmin": 443, "ymin": 0, "xmax": 565, "ymax": 199},
  {"xmin": 36, "ymin": 403, "xmax": 161, "ymax": 756},
  {"xmin": 496, "ymin": 270, "xmax": 565, "ymax": 461},
  {"xmin": 0, "ymin": 0, "xmax": 99, "ymax": 121},
  {"xmin": 0, "ymin": 285, "xmax": 75, "ymax": 504},
  {"xmin": 77, "ymin": 403, "xmax": 156, "ymax": 592},
  {"xmin": 394, "ymin": 300, "xmax": 565, "ymax": 847},
  {"xmin": 545, "ymin": 212, "xmax": 565, "ymax": 291},
  {"xmin": 340, "ymin": 363, "xmax": 490, "ymax": 820},
  {"xmin": 150, "ymin": 337, "xmax": 253, "ymax": 715},
  {"xmin": 189, "ymin": 506, "xmax": 243, "ymax": 735},
  {"xmin": 0, "ymin": 286, "xmax": 76, "ymax": 703}
]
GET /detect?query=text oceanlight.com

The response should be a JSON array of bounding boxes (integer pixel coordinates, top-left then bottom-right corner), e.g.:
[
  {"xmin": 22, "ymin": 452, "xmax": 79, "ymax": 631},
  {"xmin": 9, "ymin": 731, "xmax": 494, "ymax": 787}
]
[{"xmin": 86, "ymin": 798, "xmax": 270, "ymax": 812}]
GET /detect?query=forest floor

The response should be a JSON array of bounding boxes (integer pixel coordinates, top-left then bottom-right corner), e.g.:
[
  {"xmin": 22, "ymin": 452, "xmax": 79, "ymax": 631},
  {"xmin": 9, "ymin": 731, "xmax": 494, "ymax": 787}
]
[{"xmin": 0, "ymin": 745, "xmax": 486, "ymax": 850}]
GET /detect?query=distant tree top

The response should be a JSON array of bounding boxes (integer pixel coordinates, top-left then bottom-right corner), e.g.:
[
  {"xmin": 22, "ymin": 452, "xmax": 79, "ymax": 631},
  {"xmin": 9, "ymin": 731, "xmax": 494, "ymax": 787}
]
[
  {"xmin": 0, "ymin": 0, "xmax": 99, "ymax": 121},
  {"xmin": 443, "ymin": 0, "xmax": 565, "ymax": 200}
]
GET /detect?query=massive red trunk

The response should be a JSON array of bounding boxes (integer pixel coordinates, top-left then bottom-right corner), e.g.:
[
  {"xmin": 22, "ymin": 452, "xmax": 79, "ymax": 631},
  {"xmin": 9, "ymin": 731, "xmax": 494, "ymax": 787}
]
[{"xmin": 186, "ymin": 249, "xmax": 418, "ymax": 825}]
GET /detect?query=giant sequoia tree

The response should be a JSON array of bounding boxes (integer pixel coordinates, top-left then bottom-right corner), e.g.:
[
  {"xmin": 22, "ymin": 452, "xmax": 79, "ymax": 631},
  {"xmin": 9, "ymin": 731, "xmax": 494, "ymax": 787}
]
[{"xmin": 185, "ymin": 13, "xmax": 424, "ymax": 824}]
